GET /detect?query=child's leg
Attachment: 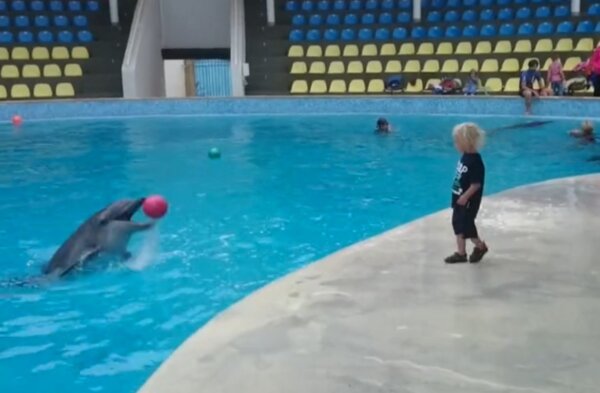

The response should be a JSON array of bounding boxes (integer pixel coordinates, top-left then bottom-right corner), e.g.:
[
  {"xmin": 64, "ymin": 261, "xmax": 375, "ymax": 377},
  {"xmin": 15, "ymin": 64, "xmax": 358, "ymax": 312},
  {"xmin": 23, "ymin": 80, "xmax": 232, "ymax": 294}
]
[
  {"xmin": 456, "ymin": 235, "xmax": 466, "ymax": 255},
  {"xmin": 446, "ymin": 207, "xmax": 469, "ymax": 263}
]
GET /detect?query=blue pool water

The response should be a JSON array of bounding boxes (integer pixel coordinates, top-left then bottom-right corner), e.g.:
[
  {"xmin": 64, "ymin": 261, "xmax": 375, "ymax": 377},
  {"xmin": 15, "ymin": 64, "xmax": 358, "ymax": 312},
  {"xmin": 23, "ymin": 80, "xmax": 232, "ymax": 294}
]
[{"xmin": 0, "ymin": 114, "xmax": 598, "ymax": 393}]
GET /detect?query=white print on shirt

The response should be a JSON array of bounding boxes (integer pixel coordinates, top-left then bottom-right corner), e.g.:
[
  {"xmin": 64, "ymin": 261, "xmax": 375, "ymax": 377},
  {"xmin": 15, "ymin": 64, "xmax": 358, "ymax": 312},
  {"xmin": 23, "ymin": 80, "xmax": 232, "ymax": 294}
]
[{"xmin": 451, "ymin": 161, "xmax": 468, "ymax": 195}]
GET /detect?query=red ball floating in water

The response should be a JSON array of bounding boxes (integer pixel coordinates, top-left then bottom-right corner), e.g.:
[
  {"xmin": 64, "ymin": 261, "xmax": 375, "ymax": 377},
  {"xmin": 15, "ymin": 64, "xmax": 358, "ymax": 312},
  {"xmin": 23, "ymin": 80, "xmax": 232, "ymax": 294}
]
[
  {"xmin": 12, "ymin": 115, "xmax": 23, "ymax": 126},
  {"xmin": 143, "ymin": 195, "xmax": 168, "ymax": 219}
]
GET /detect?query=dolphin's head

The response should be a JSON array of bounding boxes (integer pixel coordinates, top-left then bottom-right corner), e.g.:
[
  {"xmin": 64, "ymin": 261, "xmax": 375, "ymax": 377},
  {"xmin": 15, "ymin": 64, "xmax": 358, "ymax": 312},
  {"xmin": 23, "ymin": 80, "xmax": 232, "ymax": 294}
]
[{"xmin": 98, "ymin": 198, "xmax": 145, "ymax": 224}]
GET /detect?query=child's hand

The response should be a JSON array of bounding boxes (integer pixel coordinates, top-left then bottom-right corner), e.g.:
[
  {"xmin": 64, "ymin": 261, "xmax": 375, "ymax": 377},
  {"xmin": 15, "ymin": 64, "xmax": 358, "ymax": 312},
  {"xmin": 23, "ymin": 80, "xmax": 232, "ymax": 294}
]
[{"xmin": 457, "ymin": 195, "xmax": 469, "ymax": 206}]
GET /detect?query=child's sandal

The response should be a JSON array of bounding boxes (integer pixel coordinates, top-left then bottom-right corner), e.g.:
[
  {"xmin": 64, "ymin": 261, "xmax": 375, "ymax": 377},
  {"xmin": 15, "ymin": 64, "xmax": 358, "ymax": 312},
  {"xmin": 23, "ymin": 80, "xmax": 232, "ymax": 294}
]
[{"xmin": 444, "ymin": 252, "xmax": 468, "ymax": 263}]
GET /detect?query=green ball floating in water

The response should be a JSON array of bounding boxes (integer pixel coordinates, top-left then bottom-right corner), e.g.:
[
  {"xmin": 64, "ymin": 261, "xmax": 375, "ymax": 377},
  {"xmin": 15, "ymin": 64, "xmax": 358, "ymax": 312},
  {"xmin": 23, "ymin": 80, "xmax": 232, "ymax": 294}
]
[{"xmin": 208, "ymin": 147, "xmax": 221, "ymax": 159}]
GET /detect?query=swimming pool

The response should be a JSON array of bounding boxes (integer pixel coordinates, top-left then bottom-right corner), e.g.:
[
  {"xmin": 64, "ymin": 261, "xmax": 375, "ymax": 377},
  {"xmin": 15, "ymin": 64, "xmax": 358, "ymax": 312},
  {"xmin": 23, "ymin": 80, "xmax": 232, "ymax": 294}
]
[{"xmin": 0, "ymin": 112, "xmax": 598, "ymax": 393}]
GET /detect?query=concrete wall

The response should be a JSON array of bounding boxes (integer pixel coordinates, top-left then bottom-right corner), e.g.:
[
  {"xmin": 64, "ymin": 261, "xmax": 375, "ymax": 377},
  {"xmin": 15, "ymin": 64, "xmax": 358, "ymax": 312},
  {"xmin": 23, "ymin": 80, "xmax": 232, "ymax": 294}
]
[
  {"xmin": 164, "ymin": 60, "xmax": 187, "ymax": 97},
  {"xmin": 160, "ymin": 0, "xmax": 231, "ymax": 49}
]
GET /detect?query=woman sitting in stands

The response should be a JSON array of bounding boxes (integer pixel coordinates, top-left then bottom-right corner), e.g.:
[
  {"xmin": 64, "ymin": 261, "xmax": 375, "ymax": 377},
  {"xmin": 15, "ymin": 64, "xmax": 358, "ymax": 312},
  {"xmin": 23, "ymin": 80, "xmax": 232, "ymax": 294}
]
[{"xmin": 463, "ymin": 70, "xmax": 482, "ymax": 96}]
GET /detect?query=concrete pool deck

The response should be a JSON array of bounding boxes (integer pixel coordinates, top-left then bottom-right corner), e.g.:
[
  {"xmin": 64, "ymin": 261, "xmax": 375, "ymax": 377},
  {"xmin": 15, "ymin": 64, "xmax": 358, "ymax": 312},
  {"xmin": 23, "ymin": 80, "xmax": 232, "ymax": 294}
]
[{"xmin": 139, "ymin": 174, "xmax": 600, "ymax": 393}]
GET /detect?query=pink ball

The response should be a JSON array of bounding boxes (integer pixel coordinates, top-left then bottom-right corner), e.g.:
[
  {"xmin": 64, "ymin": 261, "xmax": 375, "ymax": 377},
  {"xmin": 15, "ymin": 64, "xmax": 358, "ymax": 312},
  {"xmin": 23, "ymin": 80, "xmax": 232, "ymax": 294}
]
[
  {"xmin": 12, "ymin": 115, "xmax": 23, "ymax": 126},
  {"xmin": 143, "ymin": 195, "xmax": 168, "ymax": 219}
]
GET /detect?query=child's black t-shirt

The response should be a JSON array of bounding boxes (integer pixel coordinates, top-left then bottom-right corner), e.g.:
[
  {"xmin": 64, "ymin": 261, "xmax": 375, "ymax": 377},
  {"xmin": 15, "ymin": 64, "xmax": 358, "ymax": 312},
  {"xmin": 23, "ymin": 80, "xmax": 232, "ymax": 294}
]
[{"xmin": 451, "ymin": 153, "xmax": 485, "ymax": 207}]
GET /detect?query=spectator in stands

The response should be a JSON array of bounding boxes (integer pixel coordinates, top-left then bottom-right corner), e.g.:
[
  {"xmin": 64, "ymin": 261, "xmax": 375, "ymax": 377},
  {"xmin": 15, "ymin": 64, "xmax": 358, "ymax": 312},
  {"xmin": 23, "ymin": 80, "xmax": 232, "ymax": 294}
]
[
  {"xmin": 427, "ymin": 78, "xmax": 461, "ymax": 95},
  {"xmin": 569, "ymin": 121, "xmax": 595, "ymax": 143},
  {"xmin": 463, "ymin": 70, "xmax": 482, "ymax": 96},
  {"xmin": 375, "ymin": 118, "xmax": 391, "ymax": 134},
  {"xmin": 589, "ymin": 42, "xmax": 600, "ymax": 97},
  {"xmin": 520, "ymin": 59, "xmax": 550, "ymax": 115},
  {"xmin": 547, "ymin": 55, "xmax": 565, "ymax": 96}
]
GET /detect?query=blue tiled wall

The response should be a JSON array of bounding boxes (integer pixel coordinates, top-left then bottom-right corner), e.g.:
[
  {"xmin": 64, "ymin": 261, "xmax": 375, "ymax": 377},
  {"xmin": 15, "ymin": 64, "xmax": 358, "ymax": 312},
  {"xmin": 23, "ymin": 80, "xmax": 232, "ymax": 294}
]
[{"xmin": 194, "ymin": 60, "xmax": 232, "ymax": 97}]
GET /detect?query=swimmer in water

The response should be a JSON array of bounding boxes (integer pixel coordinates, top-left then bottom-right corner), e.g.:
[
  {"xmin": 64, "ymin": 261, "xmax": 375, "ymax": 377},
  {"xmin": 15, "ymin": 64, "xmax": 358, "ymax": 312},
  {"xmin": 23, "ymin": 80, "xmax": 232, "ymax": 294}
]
[
  {"xmin": 569, "ymin": 121, "xmax": 595, "ymax": 143},
  {"xmin": 375, "ymin": 118, "xmax": 391, "ymax": 134}
]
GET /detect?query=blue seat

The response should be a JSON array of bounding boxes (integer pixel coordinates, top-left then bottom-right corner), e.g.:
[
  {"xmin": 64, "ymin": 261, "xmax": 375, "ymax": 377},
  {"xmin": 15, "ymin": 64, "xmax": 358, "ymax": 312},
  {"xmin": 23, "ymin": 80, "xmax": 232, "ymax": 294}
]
[
  {"xmin": 344, "ymin": 14, "xmax": 358, "ymax": 24},
  {"xmin": 462, "ymin": 24, "xmax": 478, "ymax": 37},
  {"xmin": 397, "ymin": 12, "xmax": 410, "ymax": 23},
  {"xmin": 349, "ymin": 0, "xmax": 361, "ymax": 10},
  {"xmin": 531, "ymin": 0, "xmax": 542, "ymax": 3},
  {"xmin": 480, "ymin": 0, "xmax": 493, "ymax": 6},
  {"xmin": 12, "ymin": 0, "xmax": 25, "ymax": 11},
  {"xmin": 0, "ymin": 30, "xmax": 13, "ymax": 43},
  {"xmin": 516, "ymin": 7, "xmax": 531, "ymax": 18},
  {"xmin": 31, "ymin": 0, "xmax": 45, "ymax": 11},
  {"xmin": 341, "ymin": 28, "xmax": 355, "ymax": 40},
  {"xmin": 326, "ymin": 14, "xmax": 340, "ymax": 25},
  {"xmin": 431, "ymin": 0, "xmax": 445, "ymax": 7},
  {"xmin": 317, "ymin": 0, "xmax": 330, "ymax": 10},
  {"xmin": 74, "ymin": 15, "xmax": 88, "ymax": 27},
  {"xmin": 68, "ymin": 0, "xmax": 82, "ymax": 10},
  {"xmin": 361, "ymin": 13, "xmax": 375, "ymax": 24},
  {"xmin": 54, "ymin": 15, "xmax": 69, "ymax": 27},
  {"xmin": 480, "ymin": 24, "xmax": 496, "ymax": 36},
  {"xmin": 499, "ymin": 23, "xmax": 515, "ymax": 35},
  {"xmin": 50, "ymin": 0, "xmax": 63, "ymax": 11},
  {"xmin": 557, "ymin": 21, "xmax": 573, "ymax": 33},
  {"xmin": 447, "ymin": 0, "xmax": 460, "ymax": 7},
  {"xmin": 285, "ymin": 1, "xmax": 298, "ymax": 11},
  {"xmin": 428, "ymin": 26, "xmax": 443, "ymax": 38},
  {"xmin": 535, "ymin": 6, "xmax": 550, "ymax": 18},
  {"xmin": 379, "ymin": 12, "xmax": 393, "ymax": 24},
  {"xmin": 497, "ymin": 0, "xmax": 511, "ymax": 5},
  {"xmin": 15, "ymin": 15, "xmax": 30, "ymax": 27},
  {"xmin": 292, "ymin": 14, "xmax": 305, "ymax": 25},
  {"xmin": 18, "ymin": 30, "xmax": 33, "ymax": 43},
  {"xmin": 392, "ymin": 26, "xmax": 407, "ymax": 39},
  {"xmin": 427, "ymin": 11, "xmax": 441, "ymax": 22},
  {"xmin": 86, "ymin": 0, "xmax": 99, "ymax": 11},
  {"xmin": 58, "ymin": 30, "xmax": 74, "ymax": 43},
  {"xmin": 375, "ymin": 27, "xmax": 390, "ymax": 40},
  {"xmin": 589, "ymin": 3, "xmax": 600, "ymax": 15},
  {"xmin": 306, "ymin": 29, "xmax": 321, "ymax": 41},
  {"xmin": 444, "ymin": 10, "xmax": 459, "ymax": 22},
  {"xmin": 480, "ymin": 9, "xmax": 494, "ymax": 21},
  {"xmin": 514, "ymin": 0, "xmax": 527, "ymax": 4},
  {"xmin": 324, "ymin": 28, "xmax": 339, "ymax": 40},
  {"xmin": 289, "ymin": 29, "xmax": 304, "ymax": 41},
  {"xmin": 301, "ymin": 0, "xmax": 313, "ymax": 11},
  {"xmin": 411, "ymin": 26, "xmax": 426, "ymax": 38},
  {"xmin": 445, "ymin": 25, "xmax": 460, "ymax": 37},
  {"xmin": 554, "ymin": 5, "xmax": 568, "ymax": 17},
  {"xmin": 576, "ymin": 20, "xmax": 593, "ymax": 33},
  {"xmin": 365, "ymin": 0, "xmax": 378, "ymax": 9},
  {"xmin": 333, "ymin": 0, "xmax": 346, "ymax": 10},
  {"xmin": 34, "ymin": 15, "xmax": 50, "ymax": 27},
  {"xmin": 398, "ymin": 0, "xmax": 411, "ymax": 9},
  {"xmin": 498, "ymin": 8, "xmax": 513, "ymax": 20},
  {"xmin": 462, "ymin": 10, "xmax": 476, "ymax": 22},
  {"xmin": 358, "ymin": 28, "xmax": 373, "ymax": 40},
  {"xmin": 463, "ymin": 0, "xmax": 477, "ymax": 6},
  {"xmin": 0, "ymin": 16, "xmax": 8, "ymax": 28},
  {"xmin": 309, "ymin": 14, "xmax": 322, "ymax": 25},
  {"xmin": 517, "ymin": 22, "xmax": 534, "ymax": 35},
  {"xmin": 381, "ymin": 0, "xmax": 394, "ymax": 9},
  {"xmin": 0, "ymin": 0, "xmax": 5, "ymax": 11},
  {"xmin": 595, "ymin": 21, "xmax": 600, "ymax": 32},
  {"xmin": 38, "ymin": 30, "xmax": 54, "ymax": 43}
]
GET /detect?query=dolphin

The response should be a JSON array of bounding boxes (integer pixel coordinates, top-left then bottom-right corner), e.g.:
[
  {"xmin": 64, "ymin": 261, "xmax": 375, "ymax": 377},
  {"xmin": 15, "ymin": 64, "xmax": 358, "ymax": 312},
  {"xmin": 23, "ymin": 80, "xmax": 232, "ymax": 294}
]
[{"xmin": 42, "ymin": 198, "xmax": 154, "ymax": 277}]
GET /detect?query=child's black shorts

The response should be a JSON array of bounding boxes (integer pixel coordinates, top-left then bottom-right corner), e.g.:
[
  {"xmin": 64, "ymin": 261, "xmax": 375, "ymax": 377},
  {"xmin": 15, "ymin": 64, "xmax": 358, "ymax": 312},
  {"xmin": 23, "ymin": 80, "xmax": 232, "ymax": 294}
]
[{"xmin": 452, "ymin": 202, "xmax": 481, "ymax": 239}]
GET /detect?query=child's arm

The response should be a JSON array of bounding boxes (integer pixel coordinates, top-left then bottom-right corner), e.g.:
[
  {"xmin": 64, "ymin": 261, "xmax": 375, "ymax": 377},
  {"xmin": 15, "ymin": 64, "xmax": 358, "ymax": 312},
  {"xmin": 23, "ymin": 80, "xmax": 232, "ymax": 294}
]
[{"xmin": 457, "ymin": 183, "xmax": 481, "ymax": 205}]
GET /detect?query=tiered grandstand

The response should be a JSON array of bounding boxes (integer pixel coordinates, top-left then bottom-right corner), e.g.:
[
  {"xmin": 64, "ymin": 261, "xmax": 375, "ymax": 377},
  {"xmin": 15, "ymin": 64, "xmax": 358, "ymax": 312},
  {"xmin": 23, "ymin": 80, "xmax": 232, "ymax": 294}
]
[{"xmin": 244, "ymin": 0, "xmax": 600, "ymax": 94}]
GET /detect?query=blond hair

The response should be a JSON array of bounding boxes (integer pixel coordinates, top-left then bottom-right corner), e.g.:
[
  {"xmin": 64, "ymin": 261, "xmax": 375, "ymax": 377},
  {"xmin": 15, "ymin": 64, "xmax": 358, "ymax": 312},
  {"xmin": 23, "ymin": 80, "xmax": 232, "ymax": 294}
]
[
  {"xmin": 582, "ymin": 120, "xmax": 594, "ymax": 134},
  {"xmin": 453, "ymin": 122, "xmax": 485, "ymax": 151}
]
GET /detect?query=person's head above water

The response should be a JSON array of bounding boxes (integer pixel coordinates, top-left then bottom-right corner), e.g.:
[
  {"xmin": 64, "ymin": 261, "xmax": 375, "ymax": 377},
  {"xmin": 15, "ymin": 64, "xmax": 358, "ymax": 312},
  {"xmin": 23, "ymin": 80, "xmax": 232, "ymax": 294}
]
[
  {"xmin": 376, "ymin": 118, "xmax": 390, "ymax": 133},
  {"xmin": 582, "ymin": 121, "xmax": 594, "ymax": 135}
]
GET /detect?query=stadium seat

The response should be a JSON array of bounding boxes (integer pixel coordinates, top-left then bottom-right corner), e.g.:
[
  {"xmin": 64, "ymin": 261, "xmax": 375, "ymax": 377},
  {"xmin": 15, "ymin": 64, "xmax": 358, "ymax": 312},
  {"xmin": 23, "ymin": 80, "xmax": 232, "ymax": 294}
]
[
  {"xmin": 288, "ymin": 45, "xmax": 304, "ymax": 57},
  {"xmin": 518, "ymin": 23, "xmax": 534, "ymax": 35},
  {"xmin": 50, "ymin": 0, "xmax": 63, "ymax": 11},
  {"xmin": 0, "ymin": 48, "xmax": 7, "ymax": 60},
  {"xmin": 564, "ymin": 57, "xmax": 581, "ymax": 71},
  {"xmin": 375, "ymin": 28, "xmax": 390, "ymax": 40},
  {"xmin": 397, "ymin": 12, "xmax": 410, "ymax": 23},
  {"xmin": 326, "ymin": 14, "xmax": 340, "ymax": 25},
  {"xmin": 12, "ymin": 0, "xmax": 25, "ymax": 11},
  {"xmin": 328, "ymin": 61, "xmax": 345, "ymax": 73},
  {"xmin": 362, "ymin": 44, "xmax": 377, "ymax": 56},
  {"xmin": 381, "ymin": 0, "xmax": 394, "ymax": 9},
  {"xmin": 504, "ymin": 78, "xmax": 520, "ymax": 93},
  {"xmin": 427, "ymin": 11, "xmax": 442, "ymax": 23},
  {"xmin": 332, "ymin": 0, "xmax": 345, "ymax": 10},
  {"xmin": 292, "ymin": 14, "xmax": 305, "ymax": 26},
  {"xmin": 484, "ymin": 78, "xmax": 502, "ymax": 93},
  {"xmin": 291, "ymin": 80, "xmax": 308, "ymax": 94},
  {"xmin": 537, "ymin": 22, "xmax": 553, "ymax": 34},
  {"xmin": 444, "ymin": 10, "xmax": 459, "ymax": 22},
  {"xmin": 411, "ymin": 26, "xmax": 426, "ymax": 39},
  {"xmin": 392, "ymin": 27, "xmax": 408, "ymax": 40},
  {"xmin": 38, "ymin": 30, "xmax": 54, "ymax": 43},
  {"xmin": 455, "ymin": 41, "xmax": 472, "ymax": 54},
  {"xmin": 324, "ymin": 29, "xmax": 338, "ymax": 41},
  {"xmin": 361, "ymin": 13, "xmax": 375, "ymax": 24},
  {"xmin": 11, "ymin": 47, "xmax": 29, "ymax": 60},
  {"xmin": 0, "ymin": 16, "xmax": 8, "ymax": 28},
  {"xmin": 0, "ymin": 31, "xmax": 13, "ymax": 44},
  {"xmin": 516, "ymin": 7, "xmax": 531, "ymax": 19},
  {"xmin": 417, "ymin": 42, "xmax": 434, "ymax": 55},
  {"xmin": 423, "ymin": 59, "xmax": 440, "ymax": 72},
  {"xmin": 349, "ymin": 0, "xmax": 361, "ymax": 10},
  {"xmin": 520, "ymin": 57, "xmax": 539, "ymax": 70},
  {"xmin": 324, "ymin": 44, "xmax": 341, "ymax": 56},
  {"xmin": 11, "ymin": 84, "xmax": 30, "ymax": 99},
  {"xmin": 541, "ymin": 57, "xmax": 552, "ymax": 71},
  {"xmin": 447, "ymin": 0, "xmax": 460, "ymax": 6},
  {"xmin": 56, "ymin": 82, "xmax": 75, "ymax": 97},
  {"xmin": 463, "ymin": 25, "xmax": 478, "ymax": 37},
  {"xmin": 436, "ymin": 42, "xmax": 453, "ymax": 55},
  {"xmin": 344, "ymin": 14, "xmax": 358, "ymax": 24},
  {"xmin": 480, "ymin": 0, "xmax": 493, "ymax": 7},
  {"xmin": 498, "ymin": 8, "xmax": 513, "ymax": 20},
  {"xmin": 286, "ymin": 0, "xmax": 298, "ymax": 11},
  {"xmin": 399, "ymin": 42, "xmax": 415, "ymax": 55},
  {"xmin": 54, "ymin": 15, "xmax": 69, "ymax": 27},
  {"xmin": 380, "ymin": 43, "xmax": 396, "ymax": 55},
  {"xmin": 462, "ymin": 10, "xmax": 476, "ymax": 22},
  {"xmin": 318, "ymin": 0, "xmax": 330, "ymax": 10},
  {"xmin": 385, "ymin": 60, "xmax": 401, "ymax": 72},
  {"xmin": 308, "ymin": 14, "xmax": 322, "ymax": 26},
  {"xmin": 494, "ymin": 40, "xmax": 512, "ymax": 53},
  {"xmin": 68, "ymin": 0, "xmax": 82, "ymax": 11},
  {"xmin": 340, "ymin": 28, "xmax": 355, "ymax": 41},
  {"xmin": 441, "ymin": 59, "xmax": 459, "ymax": 73},
  {"xmin": 366, "ymin": 60, "xmax": 383, "ymax": 73},
  {"xmin": 554, "ymin": 5, "xmax": 569, "ymax": 17},
  {"xmin": 306, "ymin": 45, "xmax": 322, "ymax": 57},
  {"xmin": 480, "ymin": 24, "xmax": 496, "ymax": 37},
  {"xmin": 405, "ymin": 79, "xmax": 423, "ymax": 93},
  {"xmin": 535, "ymin": 6, "xmax": 550, "ymax": 18},
  {"xmin": 22, "ymin": 64, "xmax": 41, "ymax": 78},
  {"xmin": 589, "ymin": 3, "xmax": 600, "ymax": 15},
  {"xmin": 481, "ymin": 59, "xmax": 499, "ymax": 72},
  {"xmin": 347, "ymin": 60, "xmax": 364, "ymax": 73},
  {"xmin": 514, "ymin": 40, "xmax": 532, "ymax": 53},
  {"xmin": 34, "ymin": 15, "xmax": 50, "ymax": 28},
  {"xmin": 1, "ymin": 64, "xmax": 19, "ymax": 78},
  {"xmin": 595, "ymin": 22, "xmax": 600, "ymax": 33},
  {"xmin": 576, "ymin": 21, "xmax": 593, "ymax": 33},
  {"xmin": 0, "ymin": 0, "xmax": 4, "ymax": 11},
  {"xmin": 474, "ymin": 41, "xmax": 491, "ymax": 54},
  {"xmin": 501, "ymin": 58, "xmax": 520, "ymax": 72},
  {"xmin": 65, "ymin": 63, "xmax": 83, "ymax": 78},
  {"xmin": 404, "ymin": 59, "xmax": 420, "ymax": 72},
  {"xmin": 0, "ymin": 85, "xmax": 6, "ymax": 99},
  {"xmin": 18, "ymin": 31, "xmax": 34, "ymax": 43},
  {"xmin": 428, "ymin": 26, "xmax": 443, "ymax": 38},
  {"xmin": 348, "ymin": 79, "xmax": 366, "ymax": 93},
  {"xmin": 32, "ymin": 46, "xmax": 50, "ymax": 59},
  {"xmin": 445, "ymin": 25, "xmax": 460, "ymax": 38},
  {"xmin": 15, "ymin": 15, "xmax": 29, "ymax": 27},
  {"xmin": 499, "ymin": 23, "xmax": 515, "ymax": 36},
  {"xmin": 309, "ymin": 61, "xmax": 326, "ymax": 74},
  {"xmin": 34, "ymin": 83, "xmax": 53, "ymax": 98},
  {"xmin": 86, "ymin": 0, "xmax": 99, "ymax": 11},
  {"xmin": 31, "ymin": 0, "xmax": 44, "ymax": 11},
  {"xmin": 575, "ymin": 38, "xmax": 593, "ymax": 52},
  {"xmin": 43, "ymin": 64, "xmax": 62, "ymax": 77},
  {"xmin": 329, "ymin": 79, "xmax": 347, "ymax": 93},
  {"xmin": 307, "ymin": 29, "xmax": 322, "ymax": 41},
  {"xmin": 291, "ymin": 61, "xmax": 307, "ymax": 74},
  {"xmin": 534, "ymin": 39, "xmax": 553, "ymax": 52},
  {"xmin": 431, "ymin": 0, "xmax": 445, "ymax": 8},
  {"xmin": 58, "ymin": 30, "xmax": 74, "ymax": 43},
  {"xmin": 480, "ymin": 9, "xmax": 494, "ymax": 21},
  {"xmin": 342, "ymin": 44, "xmax": 358, "ymax": 56},
  {"xmin": 379, "ymin": 12, "xmax": 393, "ymax": 24},
  {"xmin": 555, "ymin": 38, "xmax": 573, "ymax": 52},
  {"xmin": 398, "ymin": 0, "xmax": 411, "ymax": 9},
  {"xmin": 557, "ymin": 21, "xmax": 574, "ymax": 34},
  {"xmin": 425, "ymin": 78, "xmax": 441, "ymax": 89},
  {"xmin": 289, "ymin": 29, "xmax": 304, "ymax": 42},
  {"xmin": 367, "ymin": 79, "xmax": 385, "ymax": 93}
]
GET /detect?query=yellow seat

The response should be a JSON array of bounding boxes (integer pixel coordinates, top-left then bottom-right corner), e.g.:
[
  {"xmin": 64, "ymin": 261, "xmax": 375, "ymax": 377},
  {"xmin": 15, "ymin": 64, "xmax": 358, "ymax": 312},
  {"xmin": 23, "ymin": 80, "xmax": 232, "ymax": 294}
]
[
  {"xmin": 51, "ymin": 47, "xmax": 70, "ymax": 60},
  {"xmin": 436, "ymin": 42, "xmax": 453, "ymax": 55},
  {"xmin": 64, "ymin": 63, "xmax": 83, "ymax": 77},
  {"xmin": 534, "ymin": 39, "xmax": 553, "ymax": 53},
  {"xmin": 455, "ymin": 42, "xmax": 472, "ymax": 55},
  {"xmin": 288, "ymin": 45, "xmax": 304, "ymax": 57},
  {"xmin": 520, "ymin": 57, "xmax": 540, "ymax": 71},
  {"xmin": 327, "ymin": 61, "xmax": 345, "ymax": 74},
  {"xmin": 348, "ymin": 79, "xmax": 366, "ymax": 93},
  {"xmin": 361, "ymin": 44, "xmax": 377, "ymax": 56},
  {"xmin": 504, "ymin": 78, "xmax": 520, "ymax": 93},
  {"xmin": 0, "ymin": 85, "xmax": 6, "ymax": 99},
  {"xmin": 347, "ymin": 60, "xmax": 364, "ymax": 74},
  {"xmin": 33, "ymin": 83, "xmax": 53, "ymax": 98},
  {"xmin": 404, "ymin": 60, "xmax": 420, "ymax": 73},
  {"xmin": 1, "ymin": 65, "xmax": 19, "ymax": 78},
  {"xmin": 484, "ymin": 78, "xmax": 503, "ymax": 93},
  {"xmin": 501, "ymin": 58, "xmax": 520, "ymax": 72},
  {"xmin": 343, "ymin": 44, "xmax": 359, "ymax": 57},
  {"xmin": 55, "ymin": 82, "xmax": 75, "ymax": 97},
  {"xmin": 308, "ymin": 61, "xmax": 326, "ymax": 74},
  {"xmin": 405, "ymin": 79, "xmax": 423, "ymax": 93},
  {"xmin": 474, "ymin": 41, "xmax": 492, "ymax": 54},
  {"xmin": 71, "ymin": 46, "xmax": 89, "ymax": 59},
  {"xmin": 367, "ymin": 79, "xmax": 384, "ymax": 93},
  {"xmin": 11, "ymin": 84, "xmax": 31, "ymax": 99},
  {"xmin": 324, "ymin": 45, "xmax": 341, "ymax": 57},
  {"xmin": 494, "ymin": 40, "xmax": 512, "ymax": 54},
  {"xmin": 380, "ymin": 43, "xmax": 396, "ymax": 56},
  {"xmin": 43, "ymin": 64, "xmax": 62, "ymax": 78},
  {"xmin": 425, "ymin": 78, "xmax": 441, "ymax": 89},
  {"xmin": 564, "ymin": 57, "xmax": 582, "ymax": 71},
  {"xmin": 11, "ymin": 47, "xmax": 29, "ymax": 60},
  {"xmin": 423, "ymin": 59, "xmax": 439, "ymax": 73},
  {"xmin": 417, "ymin": 42, "xmax": 434, "ymax": 55},
  {"xmin": 575, "ymin": 38, "xmax": 593, "ymax": 52},
  {"xmin": 532, "ymin": 79, "xmax": 544, "ymax": 90},
  {"xmin": 0, "ymin": 48, "xmax": 8, "ymax": 60},
  {"xmin": 328, "ymin": 79, "xmax": 347, "ymax": 93},
  {"xmin": 290, "ymin": 80, "xmax": 308, "ymax": 94},
  {"xmin": 290, "ymin": 61, "xmax": 307, "ymax": 74},
  {"xmin": 481, "ymin": 59, "xmax": 499, "ymax": 73},
  {"xmin": 309, "ymin": 80, "xmax": 327, "ymax": 94},
  {"xmin": 555, "ymin": 38, "xmax": 573, "ymax": 52},
  {"xmin": 541, "ymin": 57, "xmax": 552, "ymax": 71},
  {"xmin": 22, "ymin": 64, "xmax": 41, "ymax": 78},
  {"xmin": 306, "ymin": 45, "xmax": 322, "ymax": 58},
  {"xmin": 385, "ymin": 60, "xmax": 401, "ymax": 73},
  {"xmin": 32, "ymin": 47, "xmax": 50, "ymax": 60},
  {"xmin": 366, "ymin": 60, "xmax": 382, "ymax": 74},
  {"xmin": 514, "ymin": 40, "xmax": 532, "ymax": 53},
  {"xmin": 441, "ymin": 59, "xmax": 459, "ymax": 73},
  {"xmin": 461, "ymin": 59, "xmax": 479, "ymax": 72},
  {"xmin": 398, "ymin": 42, "xmax": 415, "ymax": 55}
]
